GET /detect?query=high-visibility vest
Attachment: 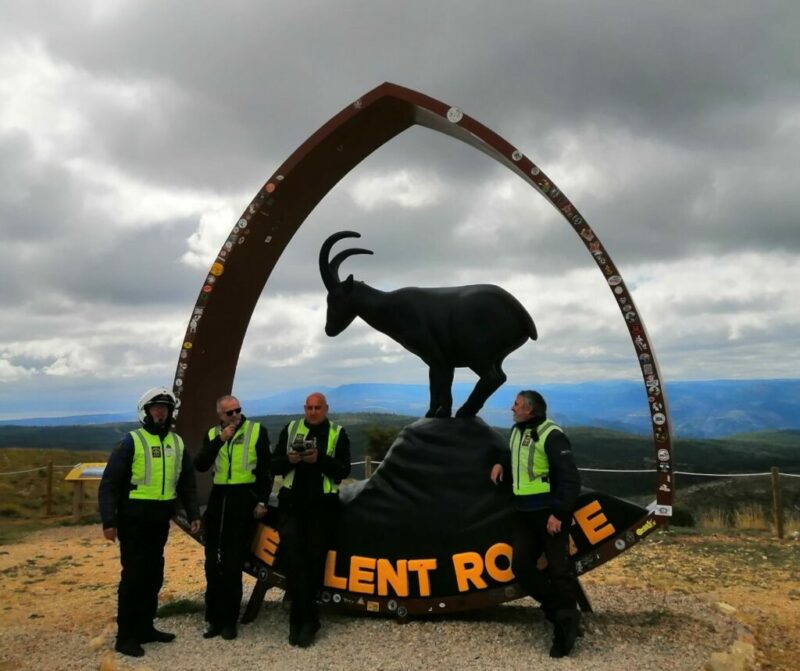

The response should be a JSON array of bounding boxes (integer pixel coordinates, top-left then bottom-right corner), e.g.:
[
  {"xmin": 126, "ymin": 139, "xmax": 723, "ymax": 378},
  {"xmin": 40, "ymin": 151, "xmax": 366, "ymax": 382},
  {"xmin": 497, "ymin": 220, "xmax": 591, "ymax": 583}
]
[
  {"xmin": 207, "ymin": 420, "xmax": 260, "ymax": 485},
  {"xmin": 281, "ymin": 419, "xmax": 342, "ymax": 494},
  {"xmin": 510, "ymin": 419, "xmax": 561, "ymax": 496},
  {"xmin": 128, "ymin": 428, "xmax": 184, "ymax": 501}
]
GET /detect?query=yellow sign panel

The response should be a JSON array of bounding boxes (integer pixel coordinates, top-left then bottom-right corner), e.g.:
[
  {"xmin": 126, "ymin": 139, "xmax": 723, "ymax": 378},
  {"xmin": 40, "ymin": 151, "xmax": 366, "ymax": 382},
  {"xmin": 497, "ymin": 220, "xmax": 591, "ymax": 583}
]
[{"xmin": 64, "ymin": 463, "xmax": 107, "ymax": 481}]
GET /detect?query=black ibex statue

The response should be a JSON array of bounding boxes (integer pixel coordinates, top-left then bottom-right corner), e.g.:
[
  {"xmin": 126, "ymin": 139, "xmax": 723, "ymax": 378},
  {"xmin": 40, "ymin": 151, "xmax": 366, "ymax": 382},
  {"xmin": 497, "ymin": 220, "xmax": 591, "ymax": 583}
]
[{"xmin": 320, "ymin": 231, "xmax": 538, "ymax": 418}]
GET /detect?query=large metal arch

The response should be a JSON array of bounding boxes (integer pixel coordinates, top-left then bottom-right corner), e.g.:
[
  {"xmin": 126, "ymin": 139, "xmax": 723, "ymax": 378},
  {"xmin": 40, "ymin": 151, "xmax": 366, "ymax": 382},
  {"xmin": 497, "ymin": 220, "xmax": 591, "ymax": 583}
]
[{"xmin": 172, "ymin": 81, "xmax": 674, "ymax": 555}]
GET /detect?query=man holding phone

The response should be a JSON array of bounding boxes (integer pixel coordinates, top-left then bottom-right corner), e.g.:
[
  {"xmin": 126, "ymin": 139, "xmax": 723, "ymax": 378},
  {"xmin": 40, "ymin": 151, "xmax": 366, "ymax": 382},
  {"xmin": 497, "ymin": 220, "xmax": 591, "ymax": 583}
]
[{"xmin": 271, "ymin": 392, "xmax": 351, "ymax": 647}]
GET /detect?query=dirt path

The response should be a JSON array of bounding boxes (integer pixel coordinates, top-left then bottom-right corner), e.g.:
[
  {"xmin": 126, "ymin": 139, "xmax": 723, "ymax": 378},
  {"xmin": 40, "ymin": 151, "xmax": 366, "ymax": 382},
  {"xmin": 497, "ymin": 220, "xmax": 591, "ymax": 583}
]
[{"xmin": 0, "ymin": 525, "xmax": 796, "ymax": 670}]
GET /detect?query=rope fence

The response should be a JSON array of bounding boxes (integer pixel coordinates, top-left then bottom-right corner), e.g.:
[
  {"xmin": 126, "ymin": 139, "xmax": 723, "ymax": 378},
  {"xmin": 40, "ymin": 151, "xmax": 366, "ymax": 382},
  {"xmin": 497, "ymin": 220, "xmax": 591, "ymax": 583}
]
[
  {"xmin": 0, "ymin": 464, "xmax": 73, "ymax": 477},
  {"xmin": 3, "ymin": 463, "xmax": 799, "ymax": 478},
  {"xmin": 0, "ymin": 460, "xmax": 796, "ymax": 535}
]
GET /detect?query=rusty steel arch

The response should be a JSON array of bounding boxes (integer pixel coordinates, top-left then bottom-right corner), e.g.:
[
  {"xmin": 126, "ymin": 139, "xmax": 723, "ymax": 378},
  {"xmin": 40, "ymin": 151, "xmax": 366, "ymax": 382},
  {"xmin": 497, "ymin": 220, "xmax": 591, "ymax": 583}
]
[{"xmin": 172, "ymin": 82, "xmax": 674, "ymax": 584}]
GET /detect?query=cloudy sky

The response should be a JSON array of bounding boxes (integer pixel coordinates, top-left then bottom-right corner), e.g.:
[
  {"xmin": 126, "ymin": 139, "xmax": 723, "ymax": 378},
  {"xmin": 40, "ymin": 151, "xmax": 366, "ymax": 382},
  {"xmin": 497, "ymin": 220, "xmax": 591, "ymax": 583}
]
[{"xmin": 1, "ymin": 1, "xmax": 798, "ymax": 419}]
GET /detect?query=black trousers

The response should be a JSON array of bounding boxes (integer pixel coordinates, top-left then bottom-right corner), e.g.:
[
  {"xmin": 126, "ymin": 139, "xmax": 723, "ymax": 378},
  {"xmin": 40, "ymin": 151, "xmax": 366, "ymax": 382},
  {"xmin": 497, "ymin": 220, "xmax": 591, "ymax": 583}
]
[
  {"xmin": 203, "ymin": 487, "xmax": 257, "ymax": 628},
  {"xmin": 278, "ymin": 501, "xmax": 337, "ymax": 628},
  {"xmin": 511, "ymin": 509, "xmax": 578, "ymax": 613},
  {"xmin": 117, "ymin": 513, "xmax": 170, "ymax": 641}
]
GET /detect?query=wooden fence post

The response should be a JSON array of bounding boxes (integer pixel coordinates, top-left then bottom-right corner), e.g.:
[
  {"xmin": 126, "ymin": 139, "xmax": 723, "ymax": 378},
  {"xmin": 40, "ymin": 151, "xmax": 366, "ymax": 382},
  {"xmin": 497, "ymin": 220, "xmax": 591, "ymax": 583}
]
[
  {"xmin": 365, "ymin": 456, "xmax": 373, "ymax": 479},
  {"xmin": 72, "ymin": 481, "xmax": 85, "ymax": 522},
  {"xmin": 771, "ymin": 467, "xmax": 784, "ymax": 539},
  {"xmin": 45, "ymin": 461, "xmax": 54, "ymax": 517}
]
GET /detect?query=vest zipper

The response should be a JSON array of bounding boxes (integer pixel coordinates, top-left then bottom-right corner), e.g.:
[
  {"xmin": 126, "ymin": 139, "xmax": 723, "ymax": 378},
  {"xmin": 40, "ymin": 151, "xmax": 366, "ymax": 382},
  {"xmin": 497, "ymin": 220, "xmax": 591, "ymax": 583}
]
[{"xmin": 160, "ymin": 436, "xmax": 166, "ymax": 497}]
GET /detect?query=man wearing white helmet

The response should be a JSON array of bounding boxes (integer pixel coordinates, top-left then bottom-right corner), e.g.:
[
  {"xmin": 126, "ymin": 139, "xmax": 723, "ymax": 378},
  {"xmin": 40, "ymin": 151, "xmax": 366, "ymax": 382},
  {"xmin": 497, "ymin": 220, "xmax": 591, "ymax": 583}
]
[{"xmin": 99, "ymin": 387, "xmax": 201, "ymax": 658}]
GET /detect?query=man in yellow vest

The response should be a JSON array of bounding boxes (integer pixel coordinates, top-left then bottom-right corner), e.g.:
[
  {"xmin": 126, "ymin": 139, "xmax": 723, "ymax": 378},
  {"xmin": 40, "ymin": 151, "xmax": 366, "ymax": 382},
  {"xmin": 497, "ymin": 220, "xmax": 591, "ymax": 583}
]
[
  {"xmin": 490, "ymin": 390, "xmax": 582, "ymax": 658},
  {"xmin": 271, "ymin": 391, "xmax": 351, "ymax": 647},
  {"xmin": 194, "ymin": 394, "xmax": 272, "ymax": 640},
  {"xmin": 99, "ymin": 387, "xmax": 201, "ymax": 658}
]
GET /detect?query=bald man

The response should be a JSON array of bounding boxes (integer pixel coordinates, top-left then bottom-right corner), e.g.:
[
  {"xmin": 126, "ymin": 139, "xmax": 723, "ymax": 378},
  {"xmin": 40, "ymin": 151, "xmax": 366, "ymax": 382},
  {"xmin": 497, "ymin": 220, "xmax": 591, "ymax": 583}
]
[{"xmin": 271, "ymin": 392, "xmax": 351, "ymax": 647}]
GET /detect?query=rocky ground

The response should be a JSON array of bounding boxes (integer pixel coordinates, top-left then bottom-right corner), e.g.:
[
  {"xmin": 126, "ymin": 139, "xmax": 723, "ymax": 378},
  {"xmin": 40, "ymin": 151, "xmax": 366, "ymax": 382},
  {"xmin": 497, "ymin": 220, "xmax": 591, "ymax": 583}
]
[{"xmin": 0, "ymin": 524, "xmax": 797, "ymax": 670}]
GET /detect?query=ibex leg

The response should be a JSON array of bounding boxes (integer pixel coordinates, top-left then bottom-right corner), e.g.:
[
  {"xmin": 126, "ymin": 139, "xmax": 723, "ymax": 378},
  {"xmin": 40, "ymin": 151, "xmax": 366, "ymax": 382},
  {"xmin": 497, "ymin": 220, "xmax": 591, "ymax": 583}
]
[
  {"xmin": 456, "ymin": 362, "xmax": 507, "ymax": 417},
  {"xmin": 426, "ymin": 365, "xmax": 454, "ymax": 418}
]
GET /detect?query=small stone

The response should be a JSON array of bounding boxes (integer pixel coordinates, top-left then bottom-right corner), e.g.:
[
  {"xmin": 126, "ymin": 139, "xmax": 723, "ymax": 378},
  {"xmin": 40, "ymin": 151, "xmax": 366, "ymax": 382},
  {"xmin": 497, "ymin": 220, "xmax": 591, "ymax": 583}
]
[
  {"xmin": 715, "ymin": 601, "xmax": 737, "ymax": 615},
  {"xmin": 730, "ymin": 639, "xmax": 755, "ymax": 663},
  {"xmin": 98, "ymin": 651, "xmax": 119, "ymax": 671},
  {"xmin": 88, "ymin": 636, "xmax": 105, "ymax": 651}
]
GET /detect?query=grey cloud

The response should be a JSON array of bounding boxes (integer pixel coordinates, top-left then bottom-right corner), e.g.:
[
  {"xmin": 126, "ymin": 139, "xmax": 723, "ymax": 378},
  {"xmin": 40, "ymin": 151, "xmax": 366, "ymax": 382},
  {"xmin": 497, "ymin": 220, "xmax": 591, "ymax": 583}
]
[{"xmin": 2, "ymin": 1, "xmax": 799, "ymax": 415}]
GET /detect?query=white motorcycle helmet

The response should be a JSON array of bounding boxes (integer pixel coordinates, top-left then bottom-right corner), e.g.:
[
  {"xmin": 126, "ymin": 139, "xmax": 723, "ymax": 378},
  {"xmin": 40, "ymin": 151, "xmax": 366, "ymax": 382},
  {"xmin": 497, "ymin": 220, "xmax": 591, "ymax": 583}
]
[{"xmin": 137, "ymin": 387, "xmax": 177, "ymax": 424}]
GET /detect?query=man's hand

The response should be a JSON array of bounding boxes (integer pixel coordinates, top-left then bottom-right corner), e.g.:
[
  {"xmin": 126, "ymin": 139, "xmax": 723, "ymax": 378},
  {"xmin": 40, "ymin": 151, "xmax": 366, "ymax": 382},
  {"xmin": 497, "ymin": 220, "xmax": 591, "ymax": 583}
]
[
  {"xmin": 546, "ymin": 514, "xmax": 562, "ymax": 535},
  {"xmin": 254, "ymin": 503, "xmax": 268, "ymax": 519},
  {"xmin": 288, "ymin": 449, "xmax": 303, "ymax": 464},
  {"xmin": 301, "ymin": 447, "xmax": 318, "ymax": 463},
  {"xmin": 190, "ymin": 519, "xmax": 201, "ymax": 535},
  {"xmin": 103, "ymin": 527, "xmax": 117, "ymax": 542},
  {"xmin": 490, "ymin": 463, "xmax": 504, "ymax": 484},
  {"xmin": 220, "ymin": 423, "xmax": 237, "ymax": 442}
]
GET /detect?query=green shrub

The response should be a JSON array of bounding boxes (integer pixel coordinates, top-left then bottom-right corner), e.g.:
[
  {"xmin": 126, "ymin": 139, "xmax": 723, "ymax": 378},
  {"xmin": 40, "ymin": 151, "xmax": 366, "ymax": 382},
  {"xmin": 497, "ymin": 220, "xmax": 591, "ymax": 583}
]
[{"xmin": 0, "ymin": 502, "xmax": 26, "ymax": 518}]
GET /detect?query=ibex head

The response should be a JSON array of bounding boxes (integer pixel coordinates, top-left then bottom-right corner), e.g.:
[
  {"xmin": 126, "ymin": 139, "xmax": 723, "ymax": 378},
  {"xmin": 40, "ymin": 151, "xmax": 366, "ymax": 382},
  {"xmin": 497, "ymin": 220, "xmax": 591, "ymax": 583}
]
[{"xmin": 319, "ymin": 231, "xmax": 373, "ymax": 336}]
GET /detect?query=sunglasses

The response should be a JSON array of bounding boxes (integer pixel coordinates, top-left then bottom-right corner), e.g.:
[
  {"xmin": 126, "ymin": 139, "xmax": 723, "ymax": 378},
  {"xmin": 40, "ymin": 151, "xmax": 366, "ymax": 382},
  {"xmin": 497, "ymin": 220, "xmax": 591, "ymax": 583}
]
[{"xmin": 224, "ymin": 408, "xmax": 242, "ymax": 417}]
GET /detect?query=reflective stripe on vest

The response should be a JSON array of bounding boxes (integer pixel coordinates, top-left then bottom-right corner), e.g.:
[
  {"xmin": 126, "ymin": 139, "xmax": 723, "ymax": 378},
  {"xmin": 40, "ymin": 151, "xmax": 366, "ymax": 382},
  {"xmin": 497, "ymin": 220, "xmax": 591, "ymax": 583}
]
[
  {"xmin": 510, "ymin": 420, "xmax": 560, "ymax": 496},
  {"xmin": 207, "ymin": 420, "xmax": 260, "ymax": 485},
  {"xmin": 129, "ymin": 429, "xmax": 183, "ymax": 501},
  {"xmin": 281, "ymin": 419, "xmax": 341, "ymax": 494}
]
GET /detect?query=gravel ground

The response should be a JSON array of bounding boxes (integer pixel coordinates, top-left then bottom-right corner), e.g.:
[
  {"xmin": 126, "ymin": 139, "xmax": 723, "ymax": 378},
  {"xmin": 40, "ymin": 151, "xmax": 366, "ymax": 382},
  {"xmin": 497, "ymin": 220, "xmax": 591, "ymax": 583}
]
[
  {"xmin": 0, "ymin": 525, "xmax": 750, "ymax": 671},
  {"xmin": 1, "ymin": 583, "xmax": 739, "ymax": 671}
]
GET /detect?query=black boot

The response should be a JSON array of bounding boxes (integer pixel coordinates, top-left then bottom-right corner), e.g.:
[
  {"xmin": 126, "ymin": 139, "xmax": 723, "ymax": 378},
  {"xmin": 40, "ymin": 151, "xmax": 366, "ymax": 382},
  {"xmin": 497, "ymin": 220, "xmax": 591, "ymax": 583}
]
[
  {"xmin": 288, "ymin": 622, "xmax": 301, "ymax": 646},
  {"xmin": 115, "ymin": 638, "xmax": 145, "ymax": 657},
  {"xmin": 551, "ymin": 609, "xmax": 580, "ymax": 658},
  {"xmin": 140, "ymin": 627, "xmax": 176, "ymax": 643},
  {"xmin": 203, "ymin": 623, "xmax": 223, "ymax": 639},
  {"xmin": 297, "ymin": 621, "xmax": 320, "ymax": 648}
]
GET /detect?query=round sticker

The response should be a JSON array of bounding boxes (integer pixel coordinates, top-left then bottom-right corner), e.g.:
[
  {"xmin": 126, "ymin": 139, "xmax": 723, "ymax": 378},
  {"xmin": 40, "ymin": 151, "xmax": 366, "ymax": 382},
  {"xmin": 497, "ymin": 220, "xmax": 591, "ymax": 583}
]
[
  {"xmin": 446, "ymin": 107, "xmax": 463, "ymax": 123},
  {"xmin": 511, "ymin": 150, "xmax": 523, "ymax": 161},
  {"xmin": 657, "ymin": 448, "xmax": 670, "ymax": 462},
  {"xmin": 608, "ymin": 275, "xmax": 623, "ymax": 286},
  {"xmin": 653, "ymin": 412, "xmax": 666, "ymax": 426},
  {"xmin": 210, "ymin": 263, "xmax": 224, "ymax": 277}
]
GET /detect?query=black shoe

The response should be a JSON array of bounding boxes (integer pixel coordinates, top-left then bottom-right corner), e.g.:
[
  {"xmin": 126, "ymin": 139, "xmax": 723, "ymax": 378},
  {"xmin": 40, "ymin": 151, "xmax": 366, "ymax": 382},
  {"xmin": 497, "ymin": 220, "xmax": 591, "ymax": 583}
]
[
  {"xmin": 203, "ymin": 624, "xmax": 223, "ymax": 639},
  {"xmin": 115, "ymin": 638, "xmax": 145, "ymax": 657},
  {"xmin": 221, "ymin": 624, "xmax": 237, "ymax": 640},
  {"xmin": 296, "ymin": 621, "xmax": 320, "ymax": 648},
  {"xmin": 140, "ymin": 627, "xmax": 176, "ymax": 643},
  {"xmin": 288, "ymin": 623, "xmax": 301, "ymax": 646}
]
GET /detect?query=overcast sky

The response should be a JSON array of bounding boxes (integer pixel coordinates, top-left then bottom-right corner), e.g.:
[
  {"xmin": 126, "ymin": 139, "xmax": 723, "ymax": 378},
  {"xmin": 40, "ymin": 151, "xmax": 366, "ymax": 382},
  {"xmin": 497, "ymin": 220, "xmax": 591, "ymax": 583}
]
[{"xmin": 2, "ymin": 1, "xmax": 799, "ymax": 419}]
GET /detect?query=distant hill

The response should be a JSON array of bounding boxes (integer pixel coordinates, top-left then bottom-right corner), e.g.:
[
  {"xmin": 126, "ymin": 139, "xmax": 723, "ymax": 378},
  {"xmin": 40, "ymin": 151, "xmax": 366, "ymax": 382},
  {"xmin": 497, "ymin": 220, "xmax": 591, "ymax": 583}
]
[
  {"xmin": 1, "ymin": 414, "xmax": 798, "ymax": 496},
  {"xmin": 3, "ymin": 378, "xmax": 797, "ymax": 439}
]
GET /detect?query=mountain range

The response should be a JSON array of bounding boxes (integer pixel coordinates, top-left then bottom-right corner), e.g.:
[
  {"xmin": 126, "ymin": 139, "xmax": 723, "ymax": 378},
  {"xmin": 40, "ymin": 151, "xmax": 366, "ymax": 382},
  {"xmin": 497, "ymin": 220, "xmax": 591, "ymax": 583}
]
[{"xmin": 2, "ymin": 378, "xmax": 799, "ymax": 439}]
